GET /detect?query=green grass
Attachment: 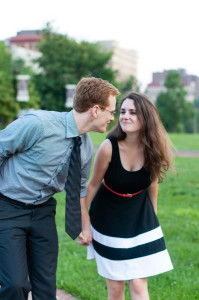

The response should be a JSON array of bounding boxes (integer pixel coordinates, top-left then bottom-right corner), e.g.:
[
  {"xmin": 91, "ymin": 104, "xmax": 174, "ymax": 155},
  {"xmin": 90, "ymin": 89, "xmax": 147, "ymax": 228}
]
[
  {"xmin": 89, "ymin": 132, "xmax": 107, "ymax": 148},
  {"xmin": 169, "ymin": 133, "xmax": 199, "ymax": 151},
  {"xmin": 89, "ymin": 132, "xmax": 199, "ymax": 151},
  {"xmin": 55, "ymin": 133, "xmax": 199, "ymax": 300}
]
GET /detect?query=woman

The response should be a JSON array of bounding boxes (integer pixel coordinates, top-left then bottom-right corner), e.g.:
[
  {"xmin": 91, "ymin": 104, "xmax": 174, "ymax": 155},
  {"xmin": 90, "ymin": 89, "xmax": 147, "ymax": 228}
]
[{"xmin": 86, "ymin": 92, "xmax": 174, "ymax": 300}]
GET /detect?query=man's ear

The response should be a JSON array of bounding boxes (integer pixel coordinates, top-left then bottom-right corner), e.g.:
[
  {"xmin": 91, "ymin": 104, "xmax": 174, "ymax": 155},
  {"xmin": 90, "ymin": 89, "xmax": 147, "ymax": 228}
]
[{"xmin": 91, "ymin": 105, "xmax": 99, "ymax": 118}]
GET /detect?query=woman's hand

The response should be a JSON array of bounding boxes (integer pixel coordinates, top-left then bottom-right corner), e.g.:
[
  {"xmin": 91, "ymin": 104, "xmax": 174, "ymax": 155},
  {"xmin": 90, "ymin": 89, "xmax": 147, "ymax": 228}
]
[{"xmin": 77, "ymin": 230, "xmax": 92, "ymax": 246}]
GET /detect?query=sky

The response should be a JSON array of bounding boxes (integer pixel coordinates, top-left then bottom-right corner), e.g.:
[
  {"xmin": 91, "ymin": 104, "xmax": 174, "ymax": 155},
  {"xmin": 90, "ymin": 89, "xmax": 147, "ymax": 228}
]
[{"xmin": 1, "ymin": 0, "xmax": 199, "ymax": 91}]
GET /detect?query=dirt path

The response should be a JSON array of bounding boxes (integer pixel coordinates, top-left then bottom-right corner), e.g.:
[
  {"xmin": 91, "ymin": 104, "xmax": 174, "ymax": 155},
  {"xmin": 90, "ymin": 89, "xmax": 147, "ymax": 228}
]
[{"xmin": 174, "ymin": 150, "xmax": 199, "ymax": 157}]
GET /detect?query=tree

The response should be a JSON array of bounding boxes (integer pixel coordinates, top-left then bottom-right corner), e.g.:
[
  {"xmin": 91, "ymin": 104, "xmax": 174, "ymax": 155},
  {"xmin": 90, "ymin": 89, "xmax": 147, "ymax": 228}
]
[
  {"xmin": 119, "ymin": 75, "xmax": 139, "ymax": 94},
  {"xmin": 156, "ymin": 71, "xmax": 195, "ymax": 132},
  {"xmin": 182, "ymin": 100, "xmax": 196, "ymax": 133},
  {"xmin": 35, "ymin": 24, "xmax": 118, "ymax": 111},
  {"xmin": 0, "ymin": 42, "xmax": 19, "ymax": 128},
  {"xmin": 193, "ymin": 99, "xmax": 199, "ymax": 133}
]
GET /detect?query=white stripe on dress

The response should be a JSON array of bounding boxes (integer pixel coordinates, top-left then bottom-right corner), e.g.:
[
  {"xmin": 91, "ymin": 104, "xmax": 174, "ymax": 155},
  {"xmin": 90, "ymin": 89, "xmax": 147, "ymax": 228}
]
[
  {"xmin": 87, "ymin": 243, "xmax": 173, "ymax": 280},
  {"xmin": 90, "ymin": 224, "xmax": 163, "ymax": 249}
]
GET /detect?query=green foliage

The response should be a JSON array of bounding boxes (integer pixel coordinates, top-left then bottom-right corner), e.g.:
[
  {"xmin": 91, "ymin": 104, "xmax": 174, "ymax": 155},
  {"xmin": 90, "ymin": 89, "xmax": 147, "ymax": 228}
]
[
  {"xmin": 182, "ymin": 101, "xmax": 196, "ymax": 133},
  {"xmin": 78, "ymin": 41, "xmax": 117, "ymax": 82},
  {"xmin": 34, "ymin": 24, "xmax": 118, "ymax": 112},
  {"xmin": 193, "ymin": 99, "xmax": 199, "ymax": 133},
  {"xmin": 0, "ymin": 42, "xmax": 19, "ymax": 127},
  {"xmin": 119, "ymin": 75, "xmax": 138, "ymax": 95},
  {"xmin": 55, "ymin": 132, "xmax": 199, "ymax": 300},
  {"xmin": 156, "ymin": 71, "xmax": 195, "ymax": 133},
  {"xmin": 194, "ymin": 98, "xmax": 199, "ymax": 109},
  {"xmin": 164, "ymin": 71, "xmax": 181, "ymax": 89}
]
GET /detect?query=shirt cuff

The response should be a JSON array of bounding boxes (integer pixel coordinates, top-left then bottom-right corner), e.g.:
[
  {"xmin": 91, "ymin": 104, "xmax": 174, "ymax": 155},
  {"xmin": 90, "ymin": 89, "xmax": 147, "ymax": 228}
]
[{"xmin": 80, "ymin": 187, "xmax": 88, "ymax": 198}]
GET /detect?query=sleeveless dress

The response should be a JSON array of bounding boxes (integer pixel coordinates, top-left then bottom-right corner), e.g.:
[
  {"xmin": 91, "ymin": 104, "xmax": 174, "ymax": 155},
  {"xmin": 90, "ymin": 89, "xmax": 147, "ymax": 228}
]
[{"xmin": 87, "ymin": 136, "xmax": 173, "ymax": 280}]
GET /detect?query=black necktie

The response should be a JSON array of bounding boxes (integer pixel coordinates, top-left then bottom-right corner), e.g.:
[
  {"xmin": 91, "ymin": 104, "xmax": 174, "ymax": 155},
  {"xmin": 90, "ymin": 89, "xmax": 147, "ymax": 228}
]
[{"xmin": 65, "ymin": 136, "xmax": 82, "ymax": 240}]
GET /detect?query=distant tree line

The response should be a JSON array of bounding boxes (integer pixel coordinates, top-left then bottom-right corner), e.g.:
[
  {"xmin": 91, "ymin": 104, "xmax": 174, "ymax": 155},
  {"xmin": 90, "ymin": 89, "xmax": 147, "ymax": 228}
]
[{"xmin": 0, "ymin": 24, "xmax": 198, "ymax": 132}]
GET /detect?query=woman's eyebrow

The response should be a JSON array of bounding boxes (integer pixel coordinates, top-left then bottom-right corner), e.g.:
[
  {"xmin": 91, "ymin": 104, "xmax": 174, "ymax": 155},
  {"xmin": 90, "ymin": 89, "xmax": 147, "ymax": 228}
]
[{"xmin": 120, "ymin": 108, "xmax": 136, "ymax": 111}]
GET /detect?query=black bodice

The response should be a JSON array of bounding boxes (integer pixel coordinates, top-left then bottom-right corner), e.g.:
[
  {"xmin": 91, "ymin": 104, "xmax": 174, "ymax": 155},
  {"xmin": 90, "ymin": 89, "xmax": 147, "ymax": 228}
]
[{"xmin": 104, "ymin": 136, "xmax": 151, "ymax": 194}]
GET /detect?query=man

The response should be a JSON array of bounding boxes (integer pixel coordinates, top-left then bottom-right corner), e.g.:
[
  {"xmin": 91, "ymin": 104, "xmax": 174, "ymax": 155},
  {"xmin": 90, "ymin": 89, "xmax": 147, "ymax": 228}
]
[{"xmin": 0, "ymin": 77, "xmax": 119, "ymax": 300}]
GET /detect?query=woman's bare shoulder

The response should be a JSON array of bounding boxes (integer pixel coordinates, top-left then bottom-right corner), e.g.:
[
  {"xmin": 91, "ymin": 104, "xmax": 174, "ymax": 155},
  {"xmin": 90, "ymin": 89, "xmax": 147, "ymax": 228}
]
[{"xmin": 96, "ymin": 139, "xmax": 112, "ymax": 159}]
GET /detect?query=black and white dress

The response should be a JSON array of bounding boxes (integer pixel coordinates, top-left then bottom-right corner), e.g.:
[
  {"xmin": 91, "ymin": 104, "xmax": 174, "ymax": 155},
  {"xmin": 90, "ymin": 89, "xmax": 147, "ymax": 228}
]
[{"xmin": 87, "ymin": 136, "xmax": 173, "ymax": 280}]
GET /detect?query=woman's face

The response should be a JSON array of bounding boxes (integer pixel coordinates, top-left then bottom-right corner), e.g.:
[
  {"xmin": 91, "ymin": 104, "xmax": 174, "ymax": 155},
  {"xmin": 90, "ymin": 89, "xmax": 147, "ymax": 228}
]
[{"xmin": 119, "ymin": 98, "xmax": 142, "ymax": 134}]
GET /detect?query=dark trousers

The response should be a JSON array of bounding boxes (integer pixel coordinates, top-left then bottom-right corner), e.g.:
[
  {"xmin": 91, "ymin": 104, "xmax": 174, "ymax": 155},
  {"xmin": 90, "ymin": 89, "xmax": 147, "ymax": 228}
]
[{"xmin": 0, "ymin": 194, "xmax": 58, "ymax": 300}]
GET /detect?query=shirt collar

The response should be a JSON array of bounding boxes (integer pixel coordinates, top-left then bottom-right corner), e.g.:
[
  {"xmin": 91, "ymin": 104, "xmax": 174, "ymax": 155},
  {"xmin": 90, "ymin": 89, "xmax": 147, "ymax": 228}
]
[{"xmin": 65, "ymin": 110, "xmax": 79, "ymax": 138}]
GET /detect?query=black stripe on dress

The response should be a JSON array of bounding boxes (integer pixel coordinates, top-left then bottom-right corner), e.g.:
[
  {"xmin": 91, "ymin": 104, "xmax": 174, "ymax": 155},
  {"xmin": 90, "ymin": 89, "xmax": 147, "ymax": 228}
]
[{"xmin": 92, "ymin": 237, "xmax": 166, "ymax": 261}]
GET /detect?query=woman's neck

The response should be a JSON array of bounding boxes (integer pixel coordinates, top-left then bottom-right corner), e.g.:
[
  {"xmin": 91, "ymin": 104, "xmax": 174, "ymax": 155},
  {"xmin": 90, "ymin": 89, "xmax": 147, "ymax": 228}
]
[{"xmin": 123, "ymin": 133, "xmax": 142, "ymax": 148}]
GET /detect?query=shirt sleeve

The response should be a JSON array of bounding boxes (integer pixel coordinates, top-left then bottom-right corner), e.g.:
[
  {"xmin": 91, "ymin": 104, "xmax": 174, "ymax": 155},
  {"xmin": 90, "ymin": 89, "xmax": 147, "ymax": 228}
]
[
  {"xmin": 0, "ymin": 114, "xmax": 42, "ymax": 167},
  {"xmin": 80, "ymin": 134, "xmax": 93, "ymax": 198}
]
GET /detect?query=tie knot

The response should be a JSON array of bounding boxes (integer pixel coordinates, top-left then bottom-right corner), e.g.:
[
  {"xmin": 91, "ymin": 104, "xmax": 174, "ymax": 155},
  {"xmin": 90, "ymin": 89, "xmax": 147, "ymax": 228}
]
[{"xmin": 74, "ymin": 136, "xmax": 82, "ymax": 146}]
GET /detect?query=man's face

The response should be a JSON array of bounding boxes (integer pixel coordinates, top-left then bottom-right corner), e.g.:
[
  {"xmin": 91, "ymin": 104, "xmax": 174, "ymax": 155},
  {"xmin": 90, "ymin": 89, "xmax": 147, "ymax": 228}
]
[{"xmin": 95, "ymin": 95, "xmax": 116, "ymax": 133}]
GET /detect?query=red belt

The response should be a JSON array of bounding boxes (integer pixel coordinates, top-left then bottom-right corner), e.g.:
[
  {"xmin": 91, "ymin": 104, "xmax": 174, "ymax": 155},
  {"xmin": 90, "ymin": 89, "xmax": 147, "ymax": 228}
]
[{"xmin": 103, "ymin": 180, "xmax": 143, "ymax": 198}]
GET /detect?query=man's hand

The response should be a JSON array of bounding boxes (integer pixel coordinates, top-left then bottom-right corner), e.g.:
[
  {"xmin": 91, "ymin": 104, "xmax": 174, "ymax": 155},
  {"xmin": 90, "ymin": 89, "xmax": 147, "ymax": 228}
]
[
  {"xmin": 79, "ymin": 196, "xmax": 92, "ymax": 246},
  {"xmin": 77, "ymin": 230, "xmax": 92, "ymax": 246}
]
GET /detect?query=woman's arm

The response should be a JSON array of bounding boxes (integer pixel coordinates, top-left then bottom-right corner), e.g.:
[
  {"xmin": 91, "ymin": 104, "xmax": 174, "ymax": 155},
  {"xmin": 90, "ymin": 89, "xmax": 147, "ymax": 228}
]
[
  {"xmin": 77, "ymin": 196, "xmax": 92, "ymax": 246},
  {"xmin": 147, "ymin": 180, "xmax": 158, "ymax": 214},
  {"xmin": 86, "ymin": 139, "xmax": 112, "ymax": 208}
]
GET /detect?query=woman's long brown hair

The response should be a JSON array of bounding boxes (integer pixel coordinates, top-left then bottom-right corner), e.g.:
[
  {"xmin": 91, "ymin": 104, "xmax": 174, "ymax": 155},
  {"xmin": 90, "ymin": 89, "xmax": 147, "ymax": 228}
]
[{"xmin": 107, "ymin": 92, "xmax": 175, "ymax": 182}]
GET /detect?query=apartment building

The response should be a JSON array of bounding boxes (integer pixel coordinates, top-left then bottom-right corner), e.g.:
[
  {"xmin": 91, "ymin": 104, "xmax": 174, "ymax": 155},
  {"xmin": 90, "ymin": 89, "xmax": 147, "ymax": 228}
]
[
  {"xmin": 9, "ymin": 30, "xmax": 42, "ymax": 51},
  {"xmin": 99, "ymin": 40, "xmax": 138, "ymax": 82},
  {"xmin": 146, "ymin": 69, "xmax": 199, "ymax": 102}
]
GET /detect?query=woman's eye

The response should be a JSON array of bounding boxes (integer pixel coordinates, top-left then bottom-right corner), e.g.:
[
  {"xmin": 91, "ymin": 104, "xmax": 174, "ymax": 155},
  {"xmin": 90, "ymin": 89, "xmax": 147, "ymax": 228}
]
[{"xmin": 120, "ymin": 110, "xmax": 136, "ymax": 115}]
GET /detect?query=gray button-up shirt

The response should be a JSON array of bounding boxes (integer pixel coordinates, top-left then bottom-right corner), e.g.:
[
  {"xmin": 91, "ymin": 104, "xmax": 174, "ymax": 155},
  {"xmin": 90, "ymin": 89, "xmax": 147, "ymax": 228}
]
[{"xmin": 0, "ymin": 110, "xmax": 93, "ymax": 204}]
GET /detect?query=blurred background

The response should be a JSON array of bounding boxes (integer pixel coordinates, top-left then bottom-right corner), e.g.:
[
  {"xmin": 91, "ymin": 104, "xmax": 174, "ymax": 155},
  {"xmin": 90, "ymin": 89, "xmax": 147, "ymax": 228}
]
[{"xmin": 0, "ymin": 0, "xmax": 199, "ymax": 132}]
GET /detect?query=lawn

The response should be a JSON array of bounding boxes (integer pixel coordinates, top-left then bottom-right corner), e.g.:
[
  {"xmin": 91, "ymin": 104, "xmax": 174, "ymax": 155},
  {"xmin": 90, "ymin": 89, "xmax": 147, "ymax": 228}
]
[
  {"xmin": 89, "ymin": 131, "xmax": 199, "ymax": 151},
  {"xmin": 55, "ymin": 133, "xmax": 199, "ymax": 300},
  {"xmin": 169, "ymin": 133, "xmax": 199, "ymax": 151}
]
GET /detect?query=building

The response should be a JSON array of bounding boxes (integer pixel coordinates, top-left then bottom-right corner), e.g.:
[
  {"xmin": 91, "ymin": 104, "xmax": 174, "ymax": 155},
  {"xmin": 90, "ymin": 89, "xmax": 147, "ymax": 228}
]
[
  {"xmin": 98, "ymin": 40, "xmax": 138, "ymax": 82},
  {"xmin": 146, "ymin": 69, "xmax": 199, "ymax": 102},
  {"xmin": 10, "ymin": 45, "xmax": 42, "ymax": 74},
  {"xmin": 9, "ymin": 30, "xmax": 42, "ymax": 51},
  {"xmin": 6, "ymin": 30, "xmax": 42, "ymax": 74}
]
